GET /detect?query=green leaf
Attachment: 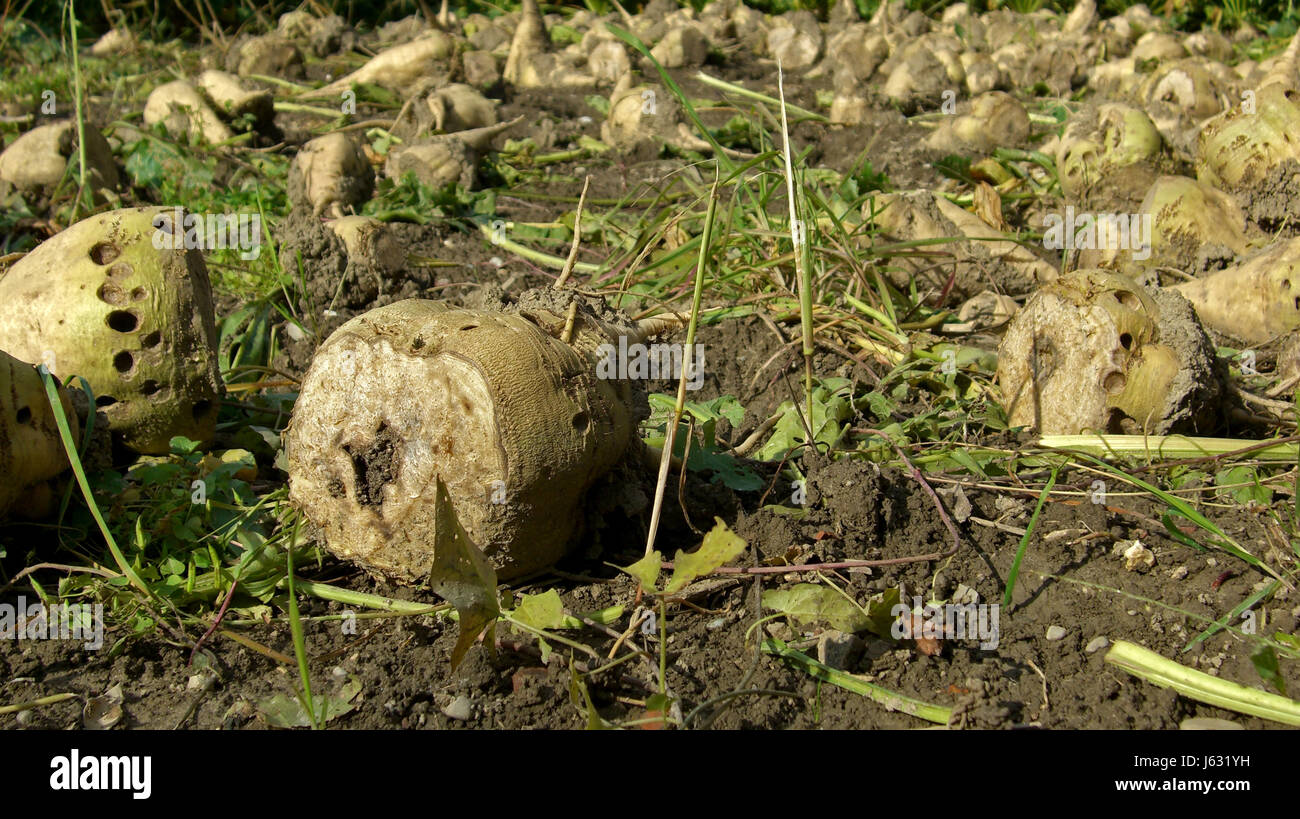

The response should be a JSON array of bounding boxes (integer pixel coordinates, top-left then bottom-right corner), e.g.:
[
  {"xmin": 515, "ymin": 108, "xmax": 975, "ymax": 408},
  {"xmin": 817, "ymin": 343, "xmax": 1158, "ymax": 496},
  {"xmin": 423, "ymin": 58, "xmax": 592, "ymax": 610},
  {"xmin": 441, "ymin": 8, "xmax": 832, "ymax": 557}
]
[
  {"xmin": 427, "ymin": 477, "xmax": 500, "ymax": 670},
  {"xmin": 620, "ymin": 551, "xmax": 663, "ymax": 592},
  {"xmin": 1214, "ymin": 465, "xmax": 1272, "ymax": 506},
  {"xmin": 512, "ymin": 589, "xmax": 566, "ymax": 631},
  {"xmin": 1251, "ymin": 643, "xmax": 1287, "ymax": 696},
  {"xmin": 764, "ymin": 584, "xmax": 868, "ymax": 632},
  {"xmin": 757, "ymin": 378, "xmax": 854, "ymax": 461},
  {"xmin": 663, "ymin": 519, "xmax": 747, "ymax": 594}
]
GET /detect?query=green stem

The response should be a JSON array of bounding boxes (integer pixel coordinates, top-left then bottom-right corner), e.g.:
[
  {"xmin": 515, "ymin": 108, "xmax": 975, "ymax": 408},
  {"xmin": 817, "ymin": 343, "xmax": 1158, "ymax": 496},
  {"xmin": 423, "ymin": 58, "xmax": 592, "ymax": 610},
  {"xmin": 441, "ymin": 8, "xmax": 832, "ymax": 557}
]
[
  {"xmin": 694, "ymin": 71, "xmax": 828, "ymax": 122},
  {"xmin": 1105, "ymin": 640, "xmax": 1300, "ymax": 726}
]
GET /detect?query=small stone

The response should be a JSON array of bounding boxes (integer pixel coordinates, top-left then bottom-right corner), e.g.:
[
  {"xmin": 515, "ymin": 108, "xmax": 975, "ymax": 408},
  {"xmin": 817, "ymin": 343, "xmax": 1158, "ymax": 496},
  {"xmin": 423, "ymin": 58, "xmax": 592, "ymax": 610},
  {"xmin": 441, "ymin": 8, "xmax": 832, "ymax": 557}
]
[
  {"xmin": 952, "ymin": 583, "xmax": 980, "ymax": 606},
  {"xmin": 1169, "ymin": 565, "xmax": 1188, "ymax": 580},
  {"xmin": 442, "ymin": 696, "xmax": 472, "ymax": 722},
  {"xmin": 15, "ymin": 709, "xmax": 34, "ymax": 726},
  {"xmin": 1180, "ymin": 717, "xmax": 1243, "ymax": 730},
  {"xmin": 1045, "ymin": 625, "xmax": 1067, "ymax": 641},
  {"xmin": 186, "ymin": 673, "xmax": 215, "ymax": 692},
  {"xmin": 1085, "ymin": 635, "xmax": 1109, "ymax": 654},
  {"xmin": 285, "ymin": 322, "xmax": 306, "ymax": 342},
  {"xmin": 705, "ymin": 617, "xmax": 725, "ymax": 631},
  {"xmin": 817, "ymin": 629, "xmax": 865, "ymax": 670}
]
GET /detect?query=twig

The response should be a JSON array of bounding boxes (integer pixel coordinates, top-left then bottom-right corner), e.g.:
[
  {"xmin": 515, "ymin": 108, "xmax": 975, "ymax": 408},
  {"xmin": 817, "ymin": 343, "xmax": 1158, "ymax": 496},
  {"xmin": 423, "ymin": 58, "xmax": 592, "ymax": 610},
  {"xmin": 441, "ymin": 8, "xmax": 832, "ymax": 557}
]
[
  {"xmin": 189, "ymin": 579, "xmax": 238, "ymax": 666},
  {"xmin": 553, "ymin": 175, "xmax": 591, "ymax": 290}
]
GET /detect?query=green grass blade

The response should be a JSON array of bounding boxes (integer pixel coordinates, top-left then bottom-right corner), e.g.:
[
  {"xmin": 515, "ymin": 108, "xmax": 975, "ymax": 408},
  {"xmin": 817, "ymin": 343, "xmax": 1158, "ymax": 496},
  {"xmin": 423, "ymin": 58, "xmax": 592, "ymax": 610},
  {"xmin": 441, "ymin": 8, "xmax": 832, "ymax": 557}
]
[
  {"xmin": 1002, "ymin": 460, "xmax": 1062, "ymax": 609},
  {"xmin": 40, "ymin": 366, "xmax": 151, "ymax": 598}
]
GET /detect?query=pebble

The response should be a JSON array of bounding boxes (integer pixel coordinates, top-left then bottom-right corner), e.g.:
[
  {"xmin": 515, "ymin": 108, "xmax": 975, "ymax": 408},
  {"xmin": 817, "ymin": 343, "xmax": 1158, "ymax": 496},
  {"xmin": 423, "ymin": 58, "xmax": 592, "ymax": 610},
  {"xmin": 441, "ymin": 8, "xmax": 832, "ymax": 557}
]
[
  {"xmin": 953, "ymin": 583, "xmax": 980, "ymax": 606},
  {"xmin": 442, "ymin": 696, "xmax": 472, "ymax": 722},
  {"xmin": 1180, "ymin": 717, "xmax": 1243, "ymax": 730},
  {"xmin": 285, "ymin": 322, "xmax": 305, "ymax": 341},
  {"xmin": 1045, "ymin": 625, "xmax": 1067, "ymax": 641},
  {"xmin": 817, "ymin": 630, "xmax": 864, "ymax": 670},
  {"xmin": 1169, "ymin": 565, "xmax": 1188, "ymax": 580},
  {"xmin": 705, "ymin": 617, "xmax": 726, "ymax": 631},
  {"xmin": 1085, "ymin": 635, "xmax": 1109, "ymax": 654},
  {"xmin": 14, "ymin": 709, "xmax": 33, "ymax": 726}
]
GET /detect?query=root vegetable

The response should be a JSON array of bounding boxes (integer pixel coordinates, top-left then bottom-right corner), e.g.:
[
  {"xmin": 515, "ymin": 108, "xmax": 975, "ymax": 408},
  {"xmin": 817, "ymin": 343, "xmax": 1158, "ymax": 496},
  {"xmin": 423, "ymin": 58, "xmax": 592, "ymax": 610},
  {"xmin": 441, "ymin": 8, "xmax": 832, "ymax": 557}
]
[
  {"xmin": 1130, "ymin": 31, "xmax": 1186, "ymax": 61},
  {"xmin": 394, "ymin": 84, "xmax": 498, "ymax": 141},
  {"xmin": 651, "ymin": 27, "xmax": 710, "ymax": 68},
  {"xmin": 289, "ymin": 132, "xmax": 374, "ymax": 218},
  {"xmin": 143, "ymin": 80, "xmax": 234, "ymax": 145},
  {"xmin": 504, "ymin": 0, "xmax": 593, "ymax": 89},
  {"xmin": 960, "ymin": 52, "xmax": 1002, "ymax": 95},
  {"xmin": 327, "ymin": 216, "xmax": 405, "ymax": 274},
  {"xmin": 278, "ymin": 11, "xmax": 355, "ymax": 57},
  {"xmin": 997, "ymin": 270, "xmax": 1220, "ymax": 435},
  {"xmin": 766, "ymin": 16, "xmax": 823, "ymax": 69},
  {"xmin": 1195, "ymin": 83, "xmax": 1300, "ymax": 230},
  {"xmin": 229, "ymin": 33, "xmax": 303, "ymax": 78},
  {"xmin": 587, "ymin": 40, "xmax": 631, "ymax": 85},
  {"xmin": 1057, "ymin": 103, "xmax": 1165, "ymax": 211},
  {"xmin": 825, "ymin": 24, "xmax": 888, "ymax": 87},
  {"xmin": 880, "ymin": 36, "xmax": 965, "ymax": 112},
  {"xmin": 0, "ymin": 349, "xmax": 78, "ymax": 520},
  {"xmin": 91, "ymin": 28, "xmax": 136, "ymax": 57},
  {"xmin": 865, "ymin": 190, "xmax": 1057, "ymax": 300},
  {"xmin": 0, "ymin": 120, "xmax": 118, "ymax": 201},
  {"xmin": 463, "ymin": 50, "xmax": 502, "ymax": 90},
  {"xmin": 1136, "ymin": 58, "xmax": 1237, "ymax": 157},
  {"xmin": 0, "ymin": 207, "xmax": 222, "ymax": 454},
  {"xmin": 301, "ymin": 31, "xmax": 455, "ymax": 98},
  {"xmin": 196, "ymin": 70, "xmax": 273, "ymax": 127},
  {"xmin": 924, "ymin": 91, "xmax": 1029, "ymax": 155},
  {"xmin": 1172, "ymin": 238, "xmax": 1300, "ymax": 345},
  {"xmin": 286, "ymin": 296, "xmax": 649, "ymax": 581},
  {"xmin": 385, "ymin": 116, "xmax": 522, "ymax": 191},
  {"xmin": 1146, "ymin": 175, "xmax": 1248, "ymax": 268}
]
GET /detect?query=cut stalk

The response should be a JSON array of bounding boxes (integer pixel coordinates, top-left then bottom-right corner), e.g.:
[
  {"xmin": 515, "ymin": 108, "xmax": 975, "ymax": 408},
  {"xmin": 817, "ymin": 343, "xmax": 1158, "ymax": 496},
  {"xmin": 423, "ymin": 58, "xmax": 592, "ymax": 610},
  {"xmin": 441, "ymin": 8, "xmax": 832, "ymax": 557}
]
[
  {"xmin": 1040, "ymin": 434, "xmax": 1300, "ymax": 461},
  {"xmin": 777, "ymin": 61, "xmax": 815, "ymax": 437},
  {"xmin": 643, "ymin": 172, "xmax": 721, "ymax": 558},
  {"xmin": 1105, "ymin": 640, "xmax": 1300, "ymax": 726}
]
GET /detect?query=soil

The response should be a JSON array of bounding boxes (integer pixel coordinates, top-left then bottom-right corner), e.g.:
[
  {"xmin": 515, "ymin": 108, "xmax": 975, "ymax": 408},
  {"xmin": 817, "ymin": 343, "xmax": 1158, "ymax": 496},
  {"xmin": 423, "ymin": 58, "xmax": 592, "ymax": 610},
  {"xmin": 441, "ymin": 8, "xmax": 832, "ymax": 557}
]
[{"xmin": 3, "ymin": 11, "xmax": 1299, "ymax": 732}]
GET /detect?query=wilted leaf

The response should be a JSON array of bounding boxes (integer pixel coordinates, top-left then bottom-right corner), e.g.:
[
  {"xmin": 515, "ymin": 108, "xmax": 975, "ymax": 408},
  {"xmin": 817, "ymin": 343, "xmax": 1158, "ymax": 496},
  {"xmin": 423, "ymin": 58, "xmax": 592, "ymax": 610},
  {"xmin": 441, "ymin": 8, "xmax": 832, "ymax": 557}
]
[
  {"xmin": 664, "ymin": 519, "xmax": 747, "ymax": 594},
  {"xmin": 427, "ymin": 477, "xmax": 500, "ymax": 670},
  {"xmin": 259, "ymin": 677, "xmax": 362, "ymax": 728},
  {"xmin": 620, "ymin": 550, "xmax": 663, "ymax": 591}
]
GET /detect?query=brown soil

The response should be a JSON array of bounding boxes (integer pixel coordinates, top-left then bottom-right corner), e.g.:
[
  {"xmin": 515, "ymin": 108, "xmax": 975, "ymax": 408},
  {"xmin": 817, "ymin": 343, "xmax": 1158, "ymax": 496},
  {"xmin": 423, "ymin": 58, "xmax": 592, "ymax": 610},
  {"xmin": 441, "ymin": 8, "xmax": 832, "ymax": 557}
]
[{"xmin": 3, "ymin": 14, "xmax": 1298, "ymax": 733}]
